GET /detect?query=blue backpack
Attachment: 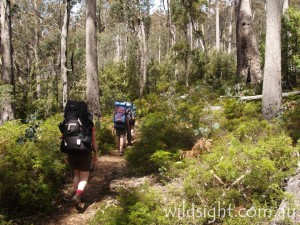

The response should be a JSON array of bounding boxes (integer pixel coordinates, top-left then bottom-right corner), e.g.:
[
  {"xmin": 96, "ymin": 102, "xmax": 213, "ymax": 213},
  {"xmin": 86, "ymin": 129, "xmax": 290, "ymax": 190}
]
[{"xmin": 113, "ymin": 105, "xmax": 127, "ymax": 129}]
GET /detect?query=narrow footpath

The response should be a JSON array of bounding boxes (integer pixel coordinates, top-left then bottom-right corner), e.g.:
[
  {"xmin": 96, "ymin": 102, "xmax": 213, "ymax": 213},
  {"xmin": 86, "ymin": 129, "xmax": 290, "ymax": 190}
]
[{"xmin": 44, "ymin": 150, "xmax": 127, "ymax": 225}]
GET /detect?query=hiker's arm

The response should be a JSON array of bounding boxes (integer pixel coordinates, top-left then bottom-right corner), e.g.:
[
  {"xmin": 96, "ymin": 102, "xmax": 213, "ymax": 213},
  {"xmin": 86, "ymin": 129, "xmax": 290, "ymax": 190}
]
[{"xmin": 92, "ymin": 127, "xmax": 98, "ymax": 161}]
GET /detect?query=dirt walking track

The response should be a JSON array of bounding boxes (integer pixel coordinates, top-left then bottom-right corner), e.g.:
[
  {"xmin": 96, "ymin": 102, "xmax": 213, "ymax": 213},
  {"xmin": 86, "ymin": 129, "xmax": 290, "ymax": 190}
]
[{"xmin": 43, "ymin": 150, "xmax": 127, "ymax": 225}]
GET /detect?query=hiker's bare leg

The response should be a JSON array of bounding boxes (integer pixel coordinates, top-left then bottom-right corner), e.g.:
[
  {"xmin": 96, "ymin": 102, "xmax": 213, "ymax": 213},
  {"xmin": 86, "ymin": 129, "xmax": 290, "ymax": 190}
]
[
  {"xmin": 117, "ymin": 135, "xmax": 121, "ymax": 150},
  {"xmin": 120, "ymin": 134, "xmax": 125, "ymax": 151},
  {"xmin": 72, "ymin": 171, "xmax": 89, "ymax": 204},
  {"xmin": 131, "ymin": 126, "xmax": 135, "ymax": 139},
  {"xmin": 73, "ymin": 170, "xmax": 80, "ymax": 192},
  {"xmin": 78, "ymin": 171, "xmax": 89, "ymax": 192}
]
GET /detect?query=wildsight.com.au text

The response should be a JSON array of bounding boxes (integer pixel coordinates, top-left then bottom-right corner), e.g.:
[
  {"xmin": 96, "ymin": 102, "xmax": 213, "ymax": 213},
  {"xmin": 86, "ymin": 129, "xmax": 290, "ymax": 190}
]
[{"xmin": 163, "ymin": 200, "xmax": 296, "ymax": 222}]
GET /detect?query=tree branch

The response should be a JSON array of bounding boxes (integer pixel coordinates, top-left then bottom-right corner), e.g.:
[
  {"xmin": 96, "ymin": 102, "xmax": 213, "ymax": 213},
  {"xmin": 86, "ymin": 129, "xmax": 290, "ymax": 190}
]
[
  {"xmin": 210, "ymin": 170, "xmax": 225, "ymax": 186},
  {"xmin": 227, "ymin": 169, "xmax": 251, "ymax": 190},
  {"xmin": 221, "ymin": 91, "xmax": 300, "ymax": 101}
]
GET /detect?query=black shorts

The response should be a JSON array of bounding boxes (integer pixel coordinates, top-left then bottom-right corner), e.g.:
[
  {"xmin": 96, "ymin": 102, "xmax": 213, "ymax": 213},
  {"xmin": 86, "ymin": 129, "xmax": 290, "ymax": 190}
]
[
  {"xmin": 116, "ymin": 128, "xmax": 126, "ymax": 136},
  {"xmin": 129, "ymin": 119, "xmax": 135, "ymax": 126},
  {"xmin": 68, "ymin": 153, "xmax": 92, "ymax": 171}
]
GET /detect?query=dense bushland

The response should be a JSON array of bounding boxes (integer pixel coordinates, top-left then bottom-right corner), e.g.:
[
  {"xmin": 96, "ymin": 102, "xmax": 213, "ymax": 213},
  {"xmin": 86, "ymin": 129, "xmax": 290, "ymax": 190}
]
[
  {"xmin": 0, "ymin": 115, "xmax": 67, "ymax": 223},
  {"xmin": 91, "ymin": 91, "xmax": 299, "ymax": 224},
  {"xmin": 2, "ymin": 16, "xmax": 300, "ymax": 222}
]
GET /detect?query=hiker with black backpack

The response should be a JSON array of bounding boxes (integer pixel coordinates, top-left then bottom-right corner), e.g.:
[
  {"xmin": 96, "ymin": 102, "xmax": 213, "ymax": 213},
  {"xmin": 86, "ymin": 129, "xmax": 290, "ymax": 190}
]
[
  {"xmin": 113, "ymin": 102, "xmax": 130, "ymax": 156},
  {"xmin": 59, "ymin": 100, "xmax": 98, "ymax": 205}
]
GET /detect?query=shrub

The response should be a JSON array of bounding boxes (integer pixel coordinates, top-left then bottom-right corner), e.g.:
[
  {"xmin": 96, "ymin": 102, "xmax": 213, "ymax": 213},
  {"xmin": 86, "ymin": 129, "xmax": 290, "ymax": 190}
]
[
  {"xmin": 283, "ymin": 100, "xmax": 300, "ymax": 142},
  {"xmin": 0, "ymin": 115, "xmax": 67, "ymax": 221},
  {"xmin": 221, "ymin": 99, "xmax": 261, "ymax": 131},
  {"xmin": 90, "ymin": 186, "xmax": 162, "ymax": 225},
  {"xmin": 180, "ymin": 119, "xmax": 297, "ymax": 223},
  {"xmin": 126, "ymin": 112, "xmax": 195, "ymax": 174},
  {"xmin": 0, "ymin": 215, "xmax": 13, "ymax": 225},
  {"xmin": 123, "ymin": 100, "xmax": 296, "ymax": 224},
  {"xmin": 96, "ymin": 116, "xmax": 116, "ymax": 155}
]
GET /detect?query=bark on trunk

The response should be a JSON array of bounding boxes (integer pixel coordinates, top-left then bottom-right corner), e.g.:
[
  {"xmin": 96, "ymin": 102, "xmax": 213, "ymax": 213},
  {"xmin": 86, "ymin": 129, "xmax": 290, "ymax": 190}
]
[
  {"xmin": 34, "ymin": 0, "xmax": 41, "ymax": 98},
  {"xmin": 114, "ymin": 34, "xmax": 121, "ymax": 62},
  {"xmin": 158, "ymin": 35, "xmax": 161, "ymax": 63},
  {"xmin": 86, "ymin": 0, "xmax": 101, "ymax": 116},
  {"xmin": 166, "ymin": 0, "xmax": 175, "ymax": 51},
  {"xmin": 0, "ymin": 0, "xmax": 14, "ymax": 125},
  {"xmin": 61, "ymin": 0, "xmax": 71, "ymax": 109},
  {"xmin": 282, "ymin": 0, "xmax": 288, "ymax": 13},
  {"xmin": 262, "ymin": 0, "xmax": 282, "ymax": 120},
  {"xmin": 138, "ymin": 19, "xmax": 147, "ymax": 98},
  {"xmin": 188, "ymin": 16, "xmax": 193, "ymax": 50},
  {"xmin": 215, "ymin": 0, "xmax": 220, "ymax": 51},
  {"xmin": 236, "ymin": 0, "xmax": 262, "ymax": 84},
  {"xmin": 228, "ymin": 1, "xmax": 234, "ymax": 54},
  {"xmin": 185, "ymin": 24, "xmax": 190, "ymax": 87}
]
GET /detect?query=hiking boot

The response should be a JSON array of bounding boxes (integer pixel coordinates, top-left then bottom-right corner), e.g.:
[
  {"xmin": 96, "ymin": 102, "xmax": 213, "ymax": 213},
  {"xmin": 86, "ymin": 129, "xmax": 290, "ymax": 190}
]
[
  {"xmin": 119, "ymin": 150, "xmax": 124, "ymax": 156},
  {"xmin": 62, "ymin": 190, "xmax": 76, "ymax": 202},
  {"xmin": 71, "ymin": 194, "xmax": 82, "ymax": 205}
]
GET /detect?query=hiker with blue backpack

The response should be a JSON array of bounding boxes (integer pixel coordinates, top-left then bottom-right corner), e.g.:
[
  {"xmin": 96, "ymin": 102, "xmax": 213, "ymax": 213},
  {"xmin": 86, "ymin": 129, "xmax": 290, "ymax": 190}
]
[
  {"xmin": 113, "ymin": 102, "xmax": 130, "ymax": 156},
  {"xmin": 59, "ymin": 100, "xmax": 98, "ymax": 205}
]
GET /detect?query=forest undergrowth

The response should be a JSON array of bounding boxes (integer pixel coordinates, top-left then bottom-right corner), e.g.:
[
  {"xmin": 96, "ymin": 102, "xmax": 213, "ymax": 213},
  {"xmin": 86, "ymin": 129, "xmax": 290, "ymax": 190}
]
[{"xmin": 1, "ymin": 83, "xmax": 300, "ymax": 225}]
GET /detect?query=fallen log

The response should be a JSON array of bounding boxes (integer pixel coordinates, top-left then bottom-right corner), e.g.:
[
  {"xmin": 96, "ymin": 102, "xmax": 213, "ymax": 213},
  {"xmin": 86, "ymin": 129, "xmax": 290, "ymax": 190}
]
[{"xmin": 221, "ymin": 91, "xmax": 300, "ymax": 101}]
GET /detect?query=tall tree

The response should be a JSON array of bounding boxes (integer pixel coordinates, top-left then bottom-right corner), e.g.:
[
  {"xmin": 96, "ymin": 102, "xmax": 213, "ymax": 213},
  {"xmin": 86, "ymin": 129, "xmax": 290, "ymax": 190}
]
[
  {"xmin": 86, "ymin": 0, "xmax": 101, "ymax": 117},
  {"xmin": 34, "ymin": 0, "xmax": 41, "ymax": 98},
  {"xmin": 0, "ymin": 0, "xmax": 14, "ymax": 125},
  {"xmin": 61, "ymin": 0, "xmax": 71, "ymax": 109},
  {"xmin": 215, "ymin": 0, "xmax": 220, "ymax": 50},
  {"xmin": 114, "ymin": 33, "xmax": 121, "ymax": 62},
  {"xmin": 282, "ymin": 0, "xmax": 288, "ymax": 13},
  {"xmin": 262, "ymin": 0, "xmax": 282, "ymax": 120},
  {"xmin": 165, "ymin": 0, "xmax": 175, "ymax": 51},
  {"xmin": 228, "ymin": 0, "xmax": 234, "ymax": 54},
  {"xmin": 137, "ymin": 12, "xmax": 148, "ymax": 97},
  {"xmin": 236, "ymin": 0, "xmax": 262, "ymax": 84},
  {"xmin": 60, "ymin": 0, "xmax": 71, "ymax": 108}
]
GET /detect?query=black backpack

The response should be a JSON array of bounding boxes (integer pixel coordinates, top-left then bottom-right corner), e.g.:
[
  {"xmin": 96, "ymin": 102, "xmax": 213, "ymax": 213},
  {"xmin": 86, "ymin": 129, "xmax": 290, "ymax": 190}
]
[{"xmin": 59, "ymin": 100, "xmax": 94, "ymax": 154}]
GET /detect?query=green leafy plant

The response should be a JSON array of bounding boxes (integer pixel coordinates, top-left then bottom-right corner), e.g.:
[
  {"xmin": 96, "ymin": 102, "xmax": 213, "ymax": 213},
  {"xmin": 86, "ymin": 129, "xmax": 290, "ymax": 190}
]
[
  {"xmin": 0, "ymin": 115, "xmax": 67, "ymax": 222},
  {"xmin": 126, "ymin": 111, "xmax": 195, "ymax": 174},
  {"xmin": 91, "ymin": 186, "xmax": 163, "ymax": 225}
]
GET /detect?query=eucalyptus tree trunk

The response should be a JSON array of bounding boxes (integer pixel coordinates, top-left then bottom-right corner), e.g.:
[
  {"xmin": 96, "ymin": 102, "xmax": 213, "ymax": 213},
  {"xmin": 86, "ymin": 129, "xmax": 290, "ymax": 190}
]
[
  {"xmin": 193, "ymin": 22, "xmax": 199, "ymax": 49},
  {"xmin": 184, "ymin": 22, "xmax": 191, "ymax": 87},
  {"xmin": 158, "ymin": 35, "xmax": 161, "ymax": 63},
  {"xmin": 262, "ymin": 0, "xmax": 282, "ymax": 120},
  {"xmin": 215, "ymin": 0, "xmax": 220, "ymax": 51},
  {"xmin": 61, "ymin": 0, "xmax": 71, "ymax": 109},
  {"xmin": 166, "ymin": 0, "xmax": 175, "ymax": 51},
  {"xmin": 0, "ymin": 0, "xmax": 14, "ymax": 125},
  {"xmin": 34, "ymin": 0, "xmax": 41, "ymax": 98},
  {"xmin": 187, "ymin": 13, "xmax": 193, "ymax": 51},
  {"xmin": 199, "ymin": 24, "xmax": 205, "ymax": 51},
  {"xmin": 86, "ymin": 0, "xmax": 101, "ymax": 117},
  {"xmin": 137, "ymin": 19, "xmax": 148, "ymax": 98},
  {"xmin": 282, "ymin": 0, "xmax": 288, "ymax": 13},
  {"xmin": 236, "ymin": 0, "xmax": 262, "ymax": 84},
  {"xmin": 188, "ymin": 18, "xmax": 193, "ymax": 50},
  {"xmin": 228, "ymin": 1, "xmax": 234, "ymax": 54},
  {"xmin": 114, "ymin": 34, "xmax": 121, "ymax": 62}
]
